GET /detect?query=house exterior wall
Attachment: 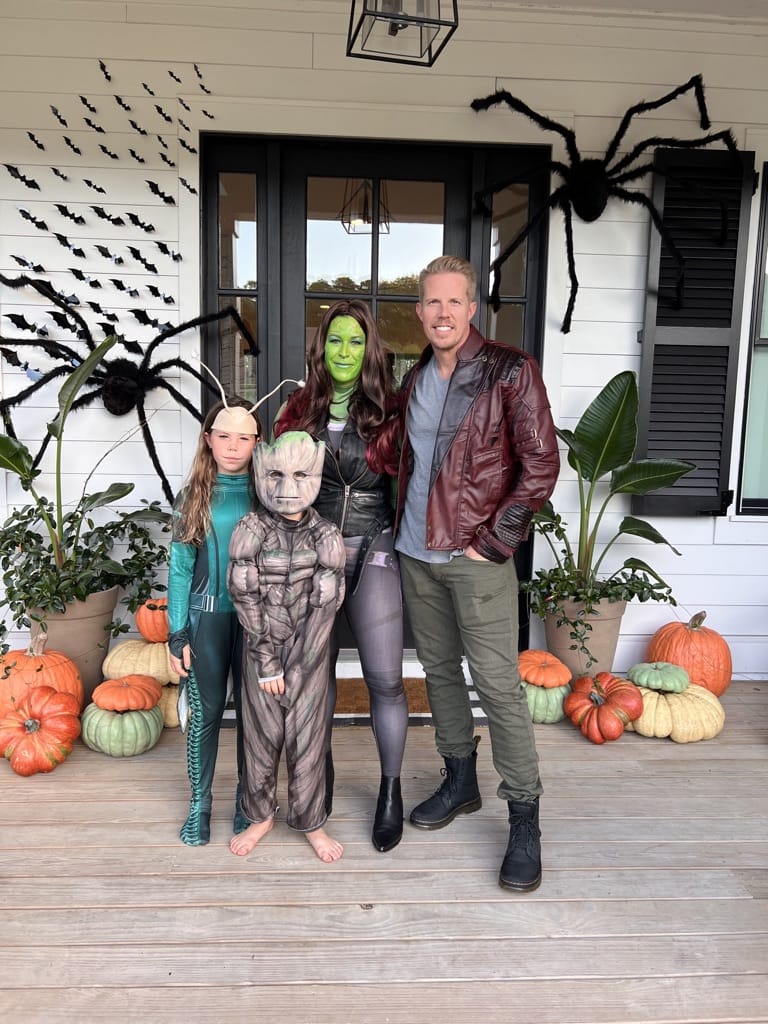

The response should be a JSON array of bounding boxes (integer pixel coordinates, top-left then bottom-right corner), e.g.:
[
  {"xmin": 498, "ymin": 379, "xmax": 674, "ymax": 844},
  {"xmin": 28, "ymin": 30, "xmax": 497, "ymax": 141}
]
[{"xmin": 1, "ymin": 0, "xmax": 766, "ymax": 677}]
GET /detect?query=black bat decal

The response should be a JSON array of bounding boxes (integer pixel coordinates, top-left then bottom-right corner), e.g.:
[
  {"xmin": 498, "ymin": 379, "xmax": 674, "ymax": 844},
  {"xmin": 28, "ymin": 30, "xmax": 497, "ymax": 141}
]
[
  {"xmin": 142, "ymin": 82, "xmax": 156, "ymax": 96},
  {"xmin": 114, "ymin": 95, "xmax": 132, "ymax": 111},
  {"xmin": 168, "ymin": 70, "xmax": 182, "ymax": 84},
  {"xmin": 27, "ymin": 132, "xmax": 45, "ymax": 151},
  {"xmin": 145, "ymin": 180, "xmax": 176, "ymax": 205},
  {"xmin": 99, "ymin": 59, "xmax": 111, "ymax": 81},
  {"xmin": 53, "ymin": 233, "xmax": 86, "ymax": 258},
  {"xmin": 18, "ymin": 207, "xmax": 48, "ymax": 230},
  {"xmin": 179, "ymin": 98, "xmax": 191, "ymax": 112},
  {"xmin": 85, "ymin": 117, "xmax": 106, "ymax": 134},
  {"xmin": 11, "ymin": 255, "xmax": 46, "ymax": 273},
  {"xmin": 51, "ymin": 167, "xmax": 69, "ymax": 181},
  {"xmin": 99, "ymin": 143, "xmax": 119, "ymax": 160},
  {"xmin": 178, "ymin": 118, "xmax": 190, "ymax": 132},
  {"xmin": 194, "ymin": 63, "xmax": 203, "ymax": 78},
  {"xmin": 5, "ymin": 313, "xmax": 47, "ymax": 335},
  {"xmin": 4, "ymin": 165, "xmax": 40, "ymax": 190},
  {"xmin": 91, "ymin": 206, "xmax": 125, "ymax": 226},
  {"xmin": 95, "ymin": 244, "xmax": 124, "ymax": 265},
  {"xmin": 156, "ymin": 241, "xmax": 182, "ymax": 262},
  {"xmin": 129, "ymin": 307, "xmax": 160, "ymax": 327},
  {"xmin": 54, "ymin": 204, "xmax": 86, "ymax": 225},
  {"xmin": 157, "ymin": 135, "xmax": 169, "ymax": 150},
  {"xmin": 125, "ymin": 212, "xmax": 156, "ymax": 232},
  {"xmin": 128, "ymin": 246, "xmax": 159, "ymax": 273},
  {"xmin": 49, "ymin": 309, "xmax": 86, "ymax": 335},
  {"xmin": 202, "ymin": 109, "xmax": 214, "ymax": 120},
  {"xmin": 110, "ymin": 279, "xmax": 140, "ymax": 297},
  {"xmin": 179, "ymin": 177, "xmax": 197, "ymax": 195},
  {"xmin": 83, "ymin": 179, "xmax": 106, "ymax": 194},
  {"xmin": 50, "ymin": 106, "xmax": 68, "ymax": 127},
  {"xmin": 79, "ymin": 96, "xmax": 98, "ymax": 113},
  {"xmin": 199, "ymin": 82, "xmax": 212, "ymax": 95},
  {"xmin": 129, "ymin": 119, "xmax": 148, "ymax": 136},
  {"xmin": 63, "ymin": 136, "xmax": 82, "ymax": 155},
  {"xmin": 87, "ymin": 300, "xmax": 105, "ymax": 314},
  {"xmin": 179, "ymin": 138, "xmax": 197, "ymax": 155},
  {"xmin": 70, "ymin": 267, "xmax": 102, "ymax": 288},
  {"xmin": 154, "ymin": 104, "xmax": 173, "ymax": 124},
  {"xmin": 129, "ymin": 149, "xmax": 146, "ymax": 164},
  {"xmin": 159, "ymin": 152, "xmax": 176, "ymax": 168},
  {"xmin": 146, "ymin": 285, "xmax": 176, "ymax": 304}
]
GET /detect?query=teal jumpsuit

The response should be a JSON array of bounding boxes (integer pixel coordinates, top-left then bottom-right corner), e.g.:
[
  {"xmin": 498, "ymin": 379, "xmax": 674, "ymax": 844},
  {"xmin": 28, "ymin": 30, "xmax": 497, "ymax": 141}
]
[{"xmin": 168, "ymin": 472, "xmax": 254, "ymax": 846}]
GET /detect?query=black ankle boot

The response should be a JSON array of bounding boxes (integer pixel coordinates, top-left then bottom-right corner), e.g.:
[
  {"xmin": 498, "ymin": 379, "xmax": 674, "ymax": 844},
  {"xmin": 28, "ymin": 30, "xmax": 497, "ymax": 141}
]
[
  {"xmin": 324, "ymin": 749, "xmax": 335, "ymax": 818},
  {"xmin": 499, "ymin": 797, "xmax": 542, "ymax": 892},
  {"xmin": 409, "ymin": 736, "xmax": 482, "ymax": 830},
  {"xmin": 372, "ymin": 776, "xmax": 403, "ymax": 852}
]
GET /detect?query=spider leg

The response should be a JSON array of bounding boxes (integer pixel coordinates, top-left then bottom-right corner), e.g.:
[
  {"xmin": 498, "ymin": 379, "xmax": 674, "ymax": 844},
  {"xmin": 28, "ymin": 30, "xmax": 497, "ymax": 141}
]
[
  {"xmin": 603, "ymin": 74, "xmax": 710, "ymax": 166},
  {"xmin": 148, "ymin": 373, "xmax": 208, "ymax": 422},
  {"xmin": 559, "ymin": 202, "xmax": 578, "ymax": 334},
  {"xmin": 611, "ymin": 187, "xmax": 686, "ymax": 308},
  {"xmin": 471, "ymin": 90, "xmax": 581, "ymax": 165},
  {"xmin": 134, "ymin": 395, "xmax": 175, "ymax": 504},
  {"xmin": 0, "ymin": 363, "xmax": 77, "ymax": 416},
  {"xmin": 487, "ymin": 187, "xmax": 567, "ymax": 312},
  {"xmin": 143, "ymin": 305, "xmax": 259, "ymax": 364},
  {"xmin": 608, "ymin": 129, "xmax": 738, "ymax": 177},
  {"xmin": 473, "ymin": 162, "xmax": 570, "ymax": 215}
]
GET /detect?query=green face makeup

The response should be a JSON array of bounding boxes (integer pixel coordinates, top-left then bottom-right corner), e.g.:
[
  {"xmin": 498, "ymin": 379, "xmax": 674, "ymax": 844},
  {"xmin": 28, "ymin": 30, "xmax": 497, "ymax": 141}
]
[{"xmin": 323, "ymin": 315, "xmax": 366, "ymax": 385}]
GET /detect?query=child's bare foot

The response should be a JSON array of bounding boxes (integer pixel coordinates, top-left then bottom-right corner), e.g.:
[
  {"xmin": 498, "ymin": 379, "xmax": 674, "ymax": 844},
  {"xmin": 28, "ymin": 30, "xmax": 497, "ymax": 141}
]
[
  {"xmin": 229, "ymin": 817, "xmax": 274, "ymax": 856},
  {"xmin": 306, "ymin": 827, "xmax": 344, "ymax": 863}
]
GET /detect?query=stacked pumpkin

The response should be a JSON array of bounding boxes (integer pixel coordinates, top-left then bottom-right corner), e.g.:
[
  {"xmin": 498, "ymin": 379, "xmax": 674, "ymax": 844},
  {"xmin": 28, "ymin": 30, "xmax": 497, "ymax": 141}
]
[
  {"xmin": 0, "ymin": 635, "xmax": 84, "ymax": 775},
  {"xmin": 81, "ymin": 674, "xmax": 165, "ymax": 756},
  {"xmin": 101, "ymin": 596, "xmax": 180, "ymax": 728},
  {"xmin": 518, "ymin": 650, "xmax": 572, "ymax": 723}
]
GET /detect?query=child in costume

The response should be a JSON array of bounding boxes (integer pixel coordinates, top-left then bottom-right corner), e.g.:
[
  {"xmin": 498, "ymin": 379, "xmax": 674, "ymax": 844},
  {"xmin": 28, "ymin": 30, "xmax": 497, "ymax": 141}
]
[
  {"xmin": 168, "ymin": 396, "xmax": 262, "ymax": 846},
  {"xmin": 227, "ymin": 431, "xmax": 347, "ymax": 863}
]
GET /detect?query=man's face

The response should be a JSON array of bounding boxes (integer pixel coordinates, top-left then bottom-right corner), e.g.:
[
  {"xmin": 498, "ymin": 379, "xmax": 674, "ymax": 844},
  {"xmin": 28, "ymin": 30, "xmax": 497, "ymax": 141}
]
[
  {"xmin": 416, "ymin": 272, "xmax": 477, "ymax": 355},
  {"xmin": 323, "ymin": 315, "xmax": 366, "ymax": 385},
  {"xmin": 254, "ymin": 432, "xmax": 324, "ymax": 519}
]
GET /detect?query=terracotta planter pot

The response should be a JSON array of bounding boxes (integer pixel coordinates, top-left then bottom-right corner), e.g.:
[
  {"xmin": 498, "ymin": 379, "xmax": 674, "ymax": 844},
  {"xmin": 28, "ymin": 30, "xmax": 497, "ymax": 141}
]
[
  {"xmin": 544, "ymin": 598, "xmax": 627, "ymax": 678},
  {"xmin": 28, "ymin": 587, "xmax": 120, "ymax": 702}
]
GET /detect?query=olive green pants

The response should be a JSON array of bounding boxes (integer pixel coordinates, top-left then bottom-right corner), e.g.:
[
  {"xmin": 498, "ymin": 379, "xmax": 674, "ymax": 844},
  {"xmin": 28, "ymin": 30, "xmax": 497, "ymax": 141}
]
[{"xmin": 400, "ymin": 552, "xmax": 542, "ymax": 803}]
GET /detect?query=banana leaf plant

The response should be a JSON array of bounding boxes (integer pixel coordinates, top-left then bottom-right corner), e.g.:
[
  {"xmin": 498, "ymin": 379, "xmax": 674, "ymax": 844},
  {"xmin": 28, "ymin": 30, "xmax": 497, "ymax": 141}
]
[
  {"xmin": 0, "ymin": 337, "xmax": 169, "ymax": 654},
  {"xmin": 522, "ymin": 370, "xmax": 695, "ymax": 665}
]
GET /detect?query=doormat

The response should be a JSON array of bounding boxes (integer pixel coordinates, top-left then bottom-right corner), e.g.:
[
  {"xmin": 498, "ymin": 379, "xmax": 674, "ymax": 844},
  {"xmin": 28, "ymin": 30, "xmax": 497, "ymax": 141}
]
[{"xmin": 336, "ymin": 677, "xmax": 430, "ymax": 714}]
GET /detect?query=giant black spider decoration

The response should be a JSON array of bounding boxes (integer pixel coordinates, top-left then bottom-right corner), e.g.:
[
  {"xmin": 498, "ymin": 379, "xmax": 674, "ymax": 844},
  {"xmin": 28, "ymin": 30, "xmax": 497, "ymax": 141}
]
[
  {"xmin": 471, "ymin": 74, "xmax": 739, "ymax": 333},
  {"xmin": 0, "ymin": 272, "xmax": 258, "ymax": 503}
]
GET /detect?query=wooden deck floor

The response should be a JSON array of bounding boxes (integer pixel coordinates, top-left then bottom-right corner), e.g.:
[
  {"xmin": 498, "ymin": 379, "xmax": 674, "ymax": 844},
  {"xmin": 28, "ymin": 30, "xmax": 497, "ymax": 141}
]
[{"xmin": 1, "ymin": 680, "xmax": 766, "ymax": 1024}]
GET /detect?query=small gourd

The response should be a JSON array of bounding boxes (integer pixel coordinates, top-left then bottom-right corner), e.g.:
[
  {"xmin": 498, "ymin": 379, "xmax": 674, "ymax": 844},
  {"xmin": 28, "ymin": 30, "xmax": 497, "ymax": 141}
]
[
  {"xmin": 81, "ymin": 703, "xmax": 163, "ymax": 757},
  {"xmin": 626, "ymin": 683, "xmax": 725, "ymax": 742},
  {"xmin": 102, "ymin": 639, "xmax": 179, "ymax": 685},
  {"xmin": 0, "ymin": 685, "xmax": 81, "ymax": 776},
  {"xmin": 627, "ymin": 661, "xmax": 690, "ymax": 693},
  {"xmin": 134, "ymin": 597, "xmax": 170, "ymax": 643},
  {"xmin": 92, "ymin": 674, "xmax": 163, "ymax": 712}
]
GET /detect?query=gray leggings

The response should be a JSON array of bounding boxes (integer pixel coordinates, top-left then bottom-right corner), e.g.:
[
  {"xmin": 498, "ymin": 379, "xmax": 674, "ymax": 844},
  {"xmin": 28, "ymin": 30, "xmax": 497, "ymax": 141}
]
[{"xmin": 327, "ymin": 531, "xmax": 408, "ymax": 777}]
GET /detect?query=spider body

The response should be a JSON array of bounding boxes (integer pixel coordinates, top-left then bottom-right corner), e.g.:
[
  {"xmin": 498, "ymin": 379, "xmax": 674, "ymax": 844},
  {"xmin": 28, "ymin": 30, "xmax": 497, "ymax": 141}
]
[
  {"xmin": 0, "ymin": 272, "xmax": 258, "ymax": 502},
  {"xmin": 471, "ymin": 74, "xmax": 739, "ymax": 332}
]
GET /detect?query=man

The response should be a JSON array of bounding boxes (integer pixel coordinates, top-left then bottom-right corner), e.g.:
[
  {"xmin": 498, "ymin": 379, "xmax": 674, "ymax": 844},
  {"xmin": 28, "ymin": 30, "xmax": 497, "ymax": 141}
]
[{"xmin": 394, "ymin": 255, "xmax": 560, "ymax": 891}]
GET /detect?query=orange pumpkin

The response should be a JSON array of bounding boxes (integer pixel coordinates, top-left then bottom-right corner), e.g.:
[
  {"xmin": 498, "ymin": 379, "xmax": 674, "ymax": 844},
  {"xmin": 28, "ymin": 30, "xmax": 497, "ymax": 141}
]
[
  {"xmin": 0, "ymin": 685, "xmax": 81, "ymax": 776},
  {"xmin": 564, "ymin": 672, "xmax": 643, "ymax": 744},
  {"xmin": 0, "ymin": 633, "xmax": 84, "ymax": 713},
  {"xmin": 92, "ymin": 674, "xmax": 163, "ymax": 712},
  {"xmin": 646, "ymin": 611, "xmax": 732, "ymax": 697},
  {"xmin": 518, "ymin": 649, "xmax": 571, "ymax": 688},
  {"xmin": 134, "ymin": 597, "xmax": 170, "ymax": 643}
]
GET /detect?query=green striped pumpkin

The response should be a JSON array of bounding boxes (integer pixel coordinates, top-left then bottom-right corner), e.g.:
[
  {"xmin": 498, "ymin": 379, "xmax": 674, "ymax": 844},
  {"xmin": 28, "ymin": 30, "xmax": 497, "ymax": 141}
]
[{"xmin": 81, "ymin": 703, "xmax": 163, "ymax": 757}]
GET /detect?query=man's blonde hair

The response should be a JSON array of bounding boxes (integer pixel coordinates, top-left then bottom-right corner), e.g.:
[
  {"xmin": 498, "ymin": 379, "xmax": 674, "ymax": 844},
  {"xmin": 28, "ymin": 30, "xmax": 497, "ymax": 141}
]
[{"xmin": 418, "ymin": 256, "xmax": 477, "ymax": 304}]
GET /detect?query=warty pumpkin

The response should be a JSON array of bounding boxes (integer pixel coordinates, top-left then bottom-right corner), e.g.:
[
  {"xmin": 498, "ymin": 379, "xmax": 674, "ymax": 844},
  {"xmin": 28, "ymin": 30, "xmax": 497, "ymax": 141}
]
[
  {"xmin": 626, "ymin": 683, "xmax": 725, "ymax": 742},
  {"xmin": 0, "ymin": 633, "xmax": 84, "ymax": 712},
  {"xmin": 101, "ymin": 639, "xmax": 180, "ymax": 685},
  {"xmin": 564, "ymin": 672, "xmax": 643, "ymax": 744},
  {"xmin": 92, "ymin": 674, "xmax": 163, "ymax": 712},
  {"xmin": 627, "ymin": 661, "xmax": 690, "ymax": 693},
  {"xmin": 80, "ymin": 703, "xmax": 163, "ymax": 757},
  {"xmin": 0, "ymin": 685, "xmax": 81, "ymax": 776},
  {"xmin": 646, "ymin": 611, "xmax": 732, "ymax": 697},
  {"xmin": 134, "ymin": 597, "xmax": 170, "ymax": 643},
  {"xmin": 518, "ymin": 649, "xmax": 571, "ymax": 688},
  {"xmin": 522, "ymin": 680, "xmax": 570, "ymax": 723}
]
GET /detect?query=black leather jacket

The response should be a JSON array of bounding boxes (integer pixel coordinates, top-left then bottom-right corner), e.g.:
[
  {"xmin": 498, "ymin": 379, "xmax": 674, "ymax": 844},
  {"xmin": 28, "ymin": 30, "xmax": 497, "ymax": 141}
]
[{"xmin": 313, "ymin": 422, "xmax": 393, "ymax": 538}]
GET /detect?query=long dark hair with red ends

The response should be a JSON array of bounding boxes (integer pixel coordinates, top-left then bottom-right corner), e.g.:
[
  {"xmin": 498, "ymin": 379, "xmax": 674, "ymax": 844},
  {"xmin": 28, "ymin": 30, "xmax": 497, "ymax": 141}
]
[{"xmin": 276, "ymin": 299, "xmax": 395, "ymax": 442}]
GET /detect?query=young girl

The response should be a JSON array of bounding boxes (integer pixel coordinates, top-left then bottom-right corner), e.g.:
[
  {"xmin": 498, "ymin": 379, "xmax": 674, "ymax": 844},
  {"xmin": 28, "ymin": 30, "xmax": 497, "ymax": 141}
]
[{"xmin": 168, "ymin": 396, "xmax": 262, "ymax": 846}]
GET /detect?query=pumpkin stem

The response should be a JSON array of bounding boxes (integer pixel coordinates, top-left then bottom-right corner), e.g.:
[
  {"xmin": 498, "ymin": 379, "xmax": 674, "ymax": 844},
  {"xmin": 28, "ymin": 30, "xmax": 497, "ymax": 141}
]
[
  {"xmin": 689, "ymin": 611, "xmax": 707, "ymax": 630},
  {"xmin": 24, "ymin": 718, "xmax": 41, "ymax": 733},
  {"xmin": 26, "ymin": 632, "xmax": 49, "ymax": 658}
]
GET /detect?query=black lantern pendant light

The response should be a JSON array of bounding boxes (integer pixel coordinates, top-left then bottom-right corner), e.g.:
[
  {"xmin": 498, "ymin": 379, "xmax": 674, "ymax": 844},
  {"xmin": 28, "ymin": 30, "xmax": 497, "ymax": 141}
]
[{"xmin": 346, "ymin": 1, "xmax": 459, "ymax": 67}]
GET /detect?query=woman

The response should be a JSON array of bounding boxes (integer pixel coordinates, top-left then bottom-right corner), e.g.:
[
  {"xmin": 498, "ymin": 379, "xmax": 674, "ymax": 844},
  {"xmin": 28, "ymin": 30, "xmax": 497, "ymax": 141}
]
[{"xmin": 274, "ymin": 299, "xmax": 407, "ymax": 852}]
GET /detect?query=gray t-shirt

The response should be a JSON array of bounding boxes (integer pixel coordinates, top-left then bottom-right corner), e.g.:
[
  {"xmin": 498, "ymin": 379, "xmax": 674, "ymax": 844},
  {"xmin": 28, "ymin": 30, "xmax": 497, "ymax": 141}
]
[{"xmin": 395, "ymin": 358, "xmax": 461, "ymax": 563}]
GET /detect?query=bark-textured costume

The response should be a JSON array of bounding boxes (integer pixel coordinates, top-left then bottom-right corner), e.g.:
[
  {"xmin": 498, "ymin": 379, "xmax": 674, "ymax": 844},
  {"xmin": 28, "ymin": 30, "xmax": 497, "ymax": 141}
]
[{"xmin": 228, "ymin": 432, "xmax": 346, "ymax": 832}]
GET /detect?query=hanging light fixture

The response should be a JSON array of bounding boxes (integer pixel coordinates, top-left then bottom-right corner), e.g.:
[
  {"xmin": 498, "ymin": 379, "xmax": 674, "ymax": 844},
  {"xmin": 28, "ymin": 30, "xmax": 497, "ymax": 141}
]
[
  {"xmin": 338, "ymin": 179, "xmax": 391, "ymax": 234},
  {"xmin": 346, "ymin": 1, "xmax": 459, "ymax": 68}
]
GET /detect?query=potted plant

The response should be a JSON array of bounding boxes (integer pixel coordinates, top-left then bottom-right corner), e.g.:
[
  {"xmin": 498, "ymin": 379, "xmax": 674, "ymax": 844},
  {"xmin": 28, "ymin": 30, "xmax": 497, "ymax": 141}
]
[
  {"xmin": 0, "ymin": 337, "xmax": 170, "ymax": 697},
  {"xmin": 522, "ymin": 370, "xmax": 695, "ymax": 675}
]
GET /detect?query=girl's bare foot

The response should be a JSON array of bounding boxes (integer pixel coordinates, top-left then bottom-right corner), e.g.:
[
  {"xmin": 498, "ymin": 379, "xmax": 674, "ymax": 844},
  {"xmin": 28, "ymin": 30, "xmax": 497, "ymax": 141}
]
[
  {"xmin": 306, "ymin": 827, "xmax": 344, "ymax": 863},
  {"xmin": 229, "ymin": 817, "xmax": 274, "ymax": 856}
]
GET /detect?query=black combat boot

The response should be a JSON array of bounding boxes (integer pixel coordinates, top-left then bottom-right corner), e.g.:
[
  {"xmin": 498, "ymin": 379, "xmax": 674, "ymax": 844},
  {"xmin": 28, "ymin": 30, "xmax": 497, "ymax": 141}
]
[
  {"xmin": 324, "ymin": 749, "xmax": 335, "ymax": 817},
  {"xmin": 372, "ymin": 776, "xmax": 403, "ymax": 852},
  {"xmin": 498, "ymin": 797, "xmax": 542, "ymax": 892},
  {"xmin": 409, "ymin": 736, "xmax": 482, "ymax": 830}
]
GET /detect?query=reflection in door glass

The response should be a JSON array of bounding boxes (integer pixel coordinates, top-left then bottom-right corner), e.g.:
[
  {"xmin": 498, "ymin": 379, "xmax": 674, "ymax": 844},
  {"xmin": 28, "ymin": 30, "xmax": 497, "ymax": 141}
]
[
  {"xmin": 379, "ymin": 180, "xmax": 444, "ymax": 294},
  {"xmin": 218, "ymin": 173, "xmax": 257, "ymax": 290},
  {"xmin": 490, "ymin": 183, "xmax": 528, "ymax": 297},
  {"xmin": 218, "ymin": 296, "xmax": 258, "ymax": 403},
  {"xmin": 307, "ymin": 178, "xmax": 371, "ymax": 292}
]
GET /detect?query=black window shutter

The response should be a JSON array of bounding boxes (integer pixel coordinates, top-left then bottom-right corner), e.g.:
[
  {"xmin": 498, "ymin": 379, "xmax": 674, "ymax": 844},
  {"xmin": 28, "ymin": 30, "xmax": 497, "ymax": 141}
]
[{"xmin": 634, "ymin": 147, "xmax": 755, "ymax": 516}]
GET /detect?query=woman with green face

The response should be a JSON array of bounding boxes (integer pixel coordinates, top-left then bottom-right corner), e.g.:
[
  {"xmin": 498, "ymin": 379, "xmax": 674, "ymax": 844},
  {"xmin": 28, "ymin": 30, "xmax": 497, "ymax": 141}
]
[{"xmin": 274, "ymin": 299, "xmax": 407, "ymax": 853}]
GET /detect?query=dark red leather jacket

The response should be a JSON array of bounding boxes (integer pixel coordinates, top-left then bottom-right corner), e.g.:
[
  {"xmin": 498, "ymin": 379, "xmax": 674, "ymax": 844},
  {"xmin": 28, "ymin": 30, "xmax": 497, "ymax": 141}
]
[{"xmin": 394, "ymin": 326, "xmax": 560, "ymax": 563}]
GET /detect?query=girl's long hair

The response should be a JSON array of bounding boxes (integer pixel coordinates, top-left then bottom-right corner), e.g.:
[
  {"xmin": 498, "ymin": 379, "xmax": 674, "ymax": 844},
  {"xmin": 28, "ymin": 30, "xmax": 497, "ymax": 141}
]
[
  {"xmin": 174, "ymin": 398, "xmax": 260, "ymax": 546},
  {"xmin": 276, "ymin": 299, "xmax": 395, "ymax": 442}
]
